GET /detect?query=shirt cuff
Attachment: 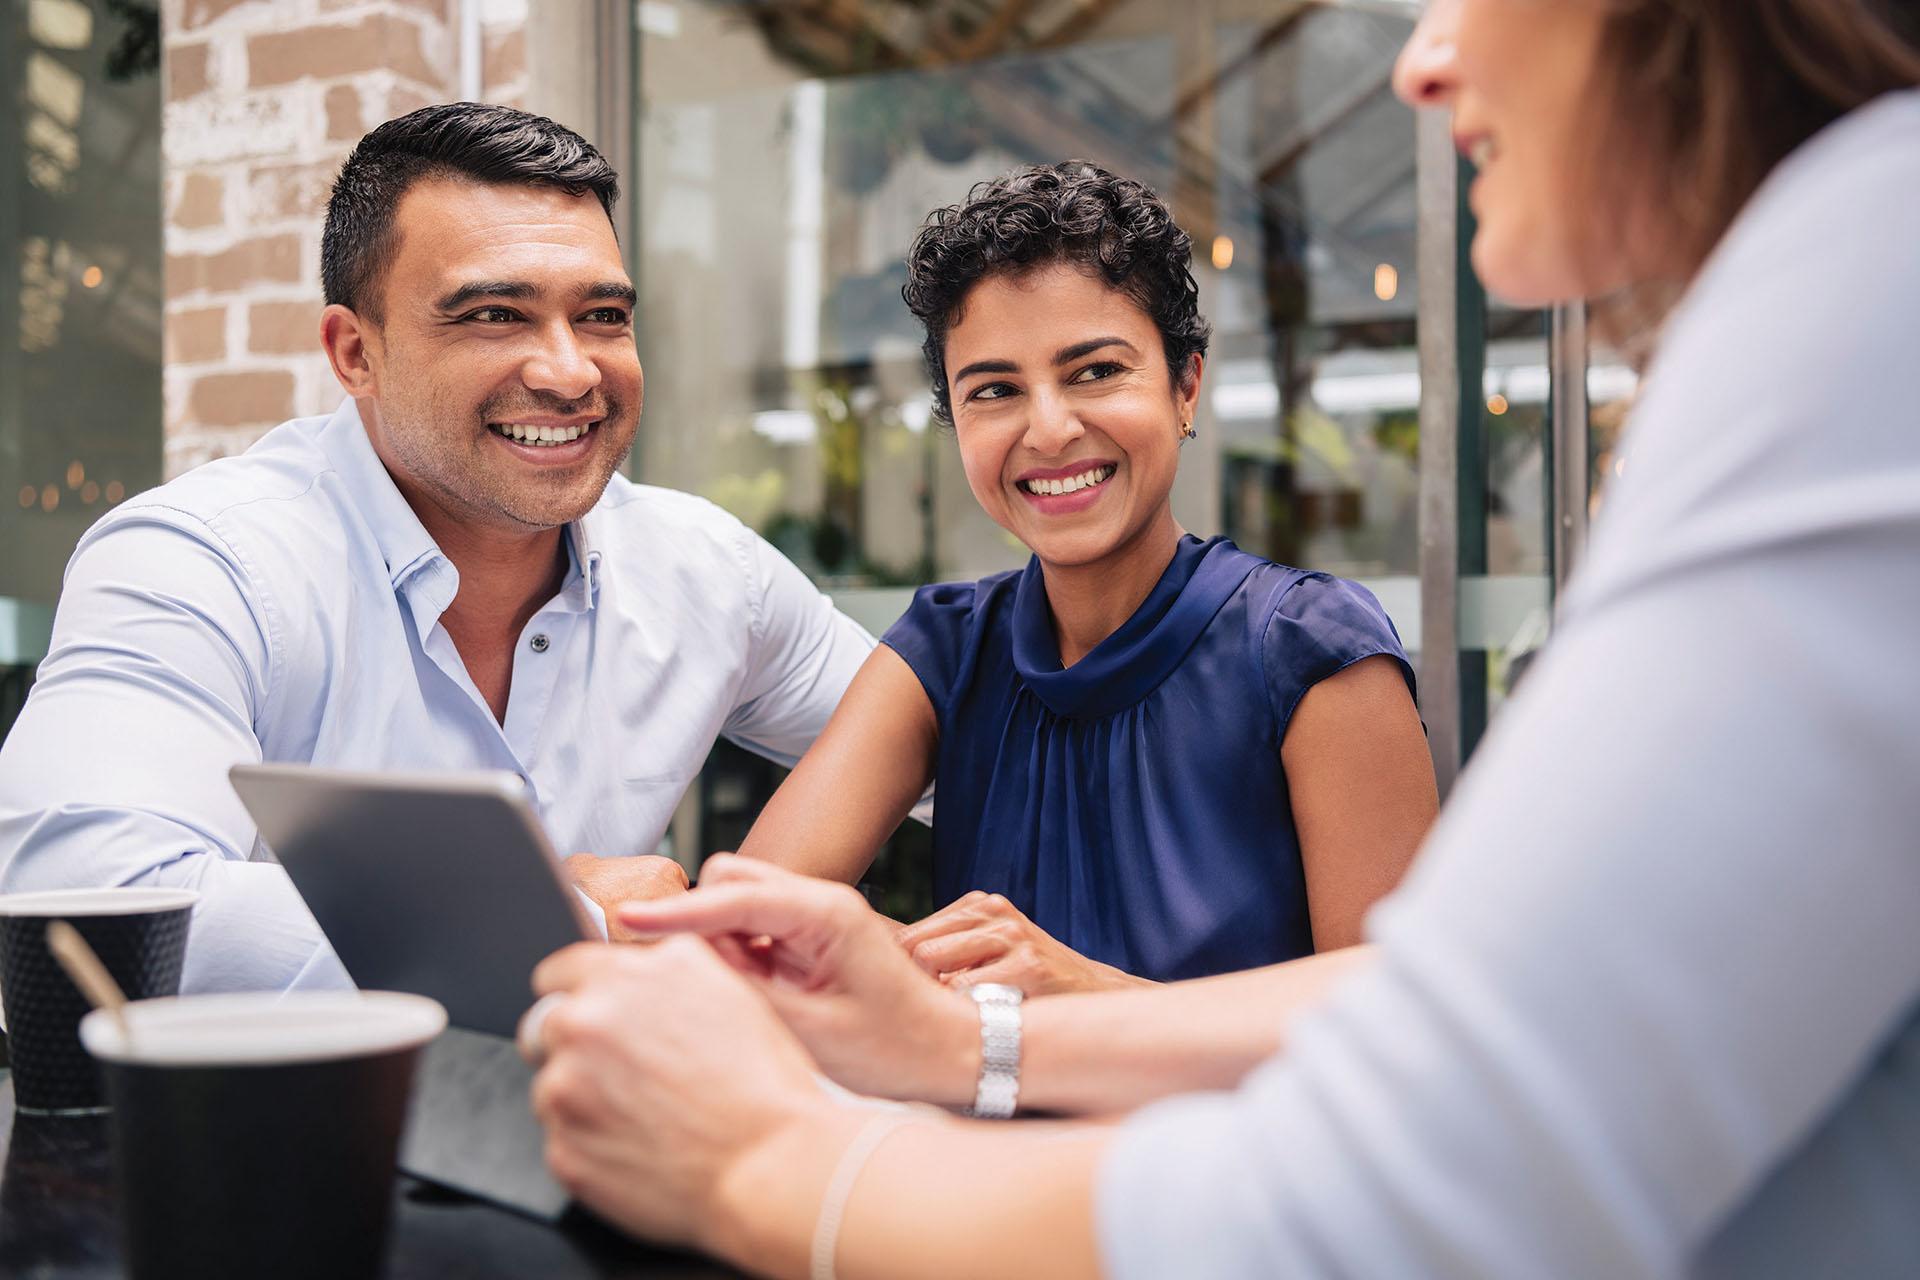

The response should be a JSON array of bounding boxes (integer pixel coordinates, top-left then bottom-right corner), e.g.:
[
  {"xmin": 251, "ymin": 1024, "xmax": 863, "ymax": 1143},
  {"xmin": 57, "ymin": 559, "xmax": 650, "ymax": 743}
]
[{"xmin": 574, "ymin": 885, "xmax": 610, "ymax": 939}]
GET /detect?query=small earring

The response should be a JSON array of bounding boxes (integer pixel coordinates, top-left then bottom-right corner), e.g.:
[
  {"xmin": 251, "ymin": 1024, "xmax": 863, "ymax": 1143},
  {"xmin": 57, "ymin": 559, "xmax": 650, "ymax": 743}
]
[{"xmin": 1180, "ymin": 420, "xmax": 1198, "ymax": 443}]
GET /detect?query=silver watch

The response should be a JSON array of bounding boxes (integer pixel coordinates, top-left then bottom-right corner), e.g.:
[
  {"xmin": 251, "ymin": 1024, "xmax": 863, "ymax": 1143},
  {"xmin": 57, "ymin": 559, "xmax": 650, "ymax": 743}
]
[{"xmin": 964, "ymin": 983, "xmax": 1023, "ymax": 1119}]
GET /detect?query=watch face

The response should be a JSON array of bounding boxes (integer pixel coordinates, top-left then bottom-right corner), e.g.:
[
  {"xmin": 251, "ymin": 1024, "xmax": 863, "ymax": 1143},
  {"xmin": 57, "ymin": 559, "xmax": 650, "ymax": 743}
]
[{"xmin": 969, "ymin": 983, "xmax": 1024, "ymax": 1005}]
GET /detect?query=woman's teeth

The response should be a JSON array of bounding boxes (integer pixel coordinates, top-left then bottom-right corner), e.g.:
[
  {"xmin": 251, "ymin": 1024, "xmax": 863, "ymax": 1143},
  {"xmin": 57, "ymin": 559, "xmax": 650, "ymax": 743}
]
[
  {"xmin": 1469, "ymin": 136, "xmax": 1497, "ymax": 167},
  {"xmin": 490, "ymin": 422, "xmax": 592, "ymax": 446},
  {"xmin": 1020, "ymin": 464, "xmax": 1116, "ymax": 497}
]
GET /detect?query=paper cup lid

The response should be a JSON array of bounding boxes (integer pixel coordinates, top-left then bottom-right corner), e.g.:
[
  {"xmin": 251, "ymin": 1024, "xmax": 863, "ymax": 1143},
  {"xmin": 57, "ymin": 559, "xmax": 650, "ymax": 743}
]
[
  {"xmin": 0, "ymin": 888, "xmax": 199, "ymax": 917},
  {"xmin": 82, "ymin": 991, "xmax": 447, "ymax": 1066}
]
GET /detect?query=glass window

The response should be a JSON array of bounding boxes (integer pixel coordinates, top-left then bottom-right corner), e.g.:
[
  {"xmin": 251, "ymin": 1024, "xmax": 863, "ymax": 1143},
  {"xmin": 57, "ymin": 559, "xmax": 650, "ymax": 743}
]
[
  {"xmin": 2, "ymin": 0, "xmax": 163, "ymax": 688},
  {"xmin": 628, "ymin": 0, "xmax": 1425, "ymax": 896},
  {"xmin": 630, "ymin": 1, "xmax": 1420, "ymax": 627}
]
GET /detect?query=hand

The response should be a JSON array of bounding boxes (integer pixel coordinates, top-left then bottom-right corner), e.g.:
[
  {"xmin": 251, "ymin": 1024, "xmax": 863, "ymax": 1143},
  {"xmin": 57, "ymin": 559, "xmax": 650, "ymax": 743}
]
[
  {"xmin": 526, "ymin": 937, "xmax": 826, "ymax": 1251},
  {"xmin": 898, "ymin": 892, "xmax": 1151, "ymax": 996},
  {"xmin": 563, "ymin": 853, "xmax": 689, "ymax": 941},
  {"xmin": 617, "ymin": 855, "xmax": 979, "ymax": 1107}
]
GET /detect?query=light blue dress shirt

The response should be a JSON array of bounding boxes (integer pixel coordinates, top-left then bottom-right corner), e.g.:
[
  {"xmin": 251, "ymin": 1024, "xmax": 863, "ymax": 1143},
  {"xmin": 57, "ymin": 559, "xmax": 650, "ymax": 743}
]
[
  {"xmin": 0, "ymin": 400, "xmax": 875, "ymax": 993},
  {"xmin": 1099, "ymin": 92, "xmax": 1920, "ymax": 1277}
]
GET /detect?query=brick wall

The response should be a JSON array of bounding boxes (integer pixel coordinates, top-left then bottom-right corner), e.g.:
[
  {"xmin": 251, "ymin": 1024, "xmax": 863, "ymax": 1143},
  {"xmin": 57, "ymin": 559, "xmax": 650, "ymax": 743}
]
[{"xmin": 160, "ymin": 0, "xmax": 532, "ymax": 478}]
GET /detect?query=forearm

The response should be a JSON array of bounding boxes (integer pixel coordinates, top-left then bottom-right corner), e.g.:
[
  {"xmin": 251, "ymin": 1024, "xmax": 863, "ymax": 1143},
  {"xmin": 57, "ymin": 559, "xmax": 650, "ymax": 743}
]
[
  {"xmin": 897, "ymin": 947, "xmax": 1374, "ymax": 1115},
  {"xmin": 1020, "ymin": 947, "xmax": 1373, "ymax": 1114},
  {"xmin": 0, "ymin": 800, "xmax": 336, "ymax": 993},
  {"xmin": 712, "ymin": 1105, "xmax": 1108, "ymax": 1280},
  {"xmin": 735, "ymin": 778, "xmax": 888, "ymax": 883},
  {"xmin": 129, "ymin": 854, "xmax": 343, "ymax": 992}
]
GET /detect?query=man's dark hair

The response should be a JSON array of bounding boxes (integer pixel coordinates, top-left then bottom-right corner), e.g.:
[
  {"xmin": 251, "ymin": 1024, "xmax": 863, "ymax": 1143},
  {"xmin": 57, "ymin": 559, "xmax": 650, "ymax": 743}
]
[
  {"xmin": 901, "ymin": 161, "xmax": 1211, "ymax": 426},
  {"xmin": 321, "ymin": 102, "xmax": 619, "ymax": 322}
]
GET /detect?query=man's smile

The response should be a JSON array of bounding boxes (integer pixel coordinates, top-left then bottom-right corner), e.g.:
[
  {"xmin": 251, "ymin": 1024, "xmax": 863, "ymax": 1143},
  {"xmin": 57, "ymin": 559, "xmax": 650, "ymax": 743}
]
[
  {"xmin": 485, "ymin": 417, "xmax": 604, "ymax": 461},
  {"xmin": 487, "ymin": 418, "xmax": 601, "ymax": 447}
]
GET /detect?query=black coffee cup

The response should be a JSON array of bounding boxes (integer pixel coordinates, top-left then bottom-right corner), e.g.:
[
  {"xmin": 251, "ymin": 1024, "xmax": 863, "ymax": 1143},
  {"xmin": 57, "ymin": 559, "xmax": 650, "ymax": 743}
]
[
  {"xmin": 81, "ymin": 991, "xmax": 447, "ymax": 1280},
  {"xmin": 0, "ymin": 888, "xmax": 197, "ymax": 1114}
]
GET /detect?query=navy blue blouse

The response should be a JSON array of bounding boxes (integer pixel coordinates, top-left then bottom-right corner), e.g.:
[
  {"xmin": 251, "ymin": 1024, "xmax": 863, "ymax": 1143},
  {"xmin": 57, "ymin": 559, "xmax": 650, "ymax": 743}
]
[{"xmin": 882, "ymin": 535, "xmax": 1415, "ymax": 982}]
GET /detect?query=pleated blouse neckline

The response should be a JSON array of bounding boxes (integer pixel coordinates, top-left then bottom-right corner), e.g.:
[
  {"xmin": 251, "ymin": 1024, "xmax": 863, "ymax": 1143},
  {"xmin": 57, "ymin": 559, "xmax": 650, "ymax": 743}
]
[{"xmin": 1009, "ymin": 535, "xmax": 1260, "ymax": 719}]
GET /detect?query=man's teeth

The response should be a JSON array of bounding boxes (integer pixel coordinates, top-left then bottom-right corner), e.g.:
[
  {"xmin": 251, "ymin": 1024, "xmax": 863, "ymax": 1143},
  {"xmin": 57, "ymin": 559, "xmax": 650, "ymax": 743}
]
[
  {"xmin": 490, "ymin": 422, "xmax": 593, "ymax": 446},
  {"xmin": 1020, "ymin": 464, "xmax": 1116, "ymax": 497}
]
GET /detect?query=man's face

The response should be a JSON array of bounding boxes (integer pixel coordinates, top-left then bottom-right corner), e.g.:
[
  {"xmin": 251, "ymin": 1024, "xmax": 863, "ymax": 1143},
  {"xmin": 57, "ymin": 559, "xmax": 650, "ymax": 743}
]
[{"xmin": 354, "ymin": 178, "xmax": 642, "ymax": 536}]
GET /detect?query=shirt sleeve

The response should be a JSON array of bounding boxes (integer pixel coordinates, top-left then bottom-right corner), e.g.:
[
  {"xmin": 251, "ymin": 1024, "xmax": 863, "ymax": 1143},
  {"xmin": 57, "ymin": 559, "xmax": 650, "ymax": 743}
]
[
  {"xmin": 1260, "ymin": 573, "xmax": 1416, "ymax": 736},
  {"xmin": 721, "ymin": 530, "xmax": 877, "ymax": 768},
  {"xmin": 0, "ymin": 510, "xmax": 344, "ymax": 994},
  {"xmin": 1097, "ymin": 97, "xmax": 1920, "ymax": 1278},
  {"xmin": 878, "ymin": 580, "xmax": 978, "ymax": 719}
]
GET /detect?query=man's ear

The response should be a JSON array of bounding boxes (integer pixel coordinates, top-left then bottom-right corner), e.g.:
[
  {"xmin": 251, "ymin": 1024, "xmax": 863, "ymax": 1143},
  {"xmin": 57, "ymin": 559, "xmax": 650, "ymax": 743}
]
[{"xmin": 321, "ymin": 303, "xmax": 378, "ymax": 398}]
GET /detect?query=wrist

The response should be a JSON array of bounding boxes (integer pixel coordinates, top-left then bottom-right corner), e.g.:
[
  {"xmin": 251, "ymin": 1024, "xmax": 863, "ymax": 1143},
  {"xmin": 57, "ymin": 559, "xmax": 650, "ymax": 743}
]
[
  {"xmin": 905, "ymin": 986, "xmax": 981, "ymax": 1110},
  {"xmin": 702, "ymin": 1097, "xmax": 855, "ymax": 1275},
  {"xmin": 1099, "ymin": 964, "xmax": 1157, "ymax": 991}
]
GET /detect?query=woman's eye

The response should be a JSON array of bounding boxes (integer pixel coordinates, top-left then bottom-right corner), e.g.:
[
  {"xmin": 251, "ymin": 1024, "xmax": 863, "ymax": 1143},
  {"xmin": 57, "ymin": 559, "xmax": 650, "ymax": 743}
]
[
  {"xmin": 1071, "ymin": 361, "xmax": 1125, "ymax": 384},
  {"xmin": 969, "ymin": 382, "xmax": 1017, "ymax": 402}
]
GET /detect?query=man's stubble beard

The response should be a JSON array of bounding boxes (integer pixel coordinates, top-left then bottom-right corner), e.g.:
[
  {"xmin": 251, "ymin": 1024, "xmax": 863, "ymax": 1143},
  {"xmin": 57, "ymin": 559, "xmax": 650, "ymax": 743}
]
[{"xmin": 378, "ymin": 390, "xmax": 637, "ymax": 535}]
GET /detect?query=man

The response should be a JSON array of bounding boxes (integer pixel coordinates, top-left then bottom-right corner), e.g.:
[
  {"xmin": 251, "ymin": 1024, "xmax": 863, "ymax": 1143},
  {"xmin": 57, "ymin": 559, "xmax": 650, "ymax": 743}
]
[{"xmin": 0, "ymin": 104, "xmax": 874, "ymax": 992}]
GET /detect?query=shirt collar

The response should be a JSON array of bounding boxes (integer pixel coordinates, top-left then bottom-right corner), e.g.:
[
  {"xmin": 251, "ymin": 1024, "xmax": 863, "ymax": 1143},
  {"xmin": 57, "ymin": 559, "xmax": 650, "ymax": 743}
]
[
  {"xmin": 567, "ymin": 508, "xmax": 606, "ymax": 609},
  {"xmin": 318, "ymin": 398, "xmax": 447, "ymax": 593}
]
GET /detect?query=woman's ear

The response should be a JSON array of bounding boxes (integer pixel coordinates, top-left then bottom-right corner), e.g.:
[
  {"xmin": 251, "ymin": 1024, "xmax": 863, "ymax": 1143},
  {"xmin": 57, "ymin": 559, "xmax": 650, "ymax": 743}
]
[{"xmin": 1177, "ymin": 352, "xmax": 1205, "ymax": 425}]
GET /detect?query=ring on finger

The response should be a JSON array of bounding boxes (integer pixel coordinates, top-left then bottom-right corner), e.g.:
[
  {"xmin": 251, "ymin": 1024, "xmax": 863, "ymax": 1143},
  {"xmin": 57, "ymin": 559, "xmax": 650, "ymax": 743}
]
[{"xmin": 516, "ymin": 991, "xmax": 568, "ymax": 1067}]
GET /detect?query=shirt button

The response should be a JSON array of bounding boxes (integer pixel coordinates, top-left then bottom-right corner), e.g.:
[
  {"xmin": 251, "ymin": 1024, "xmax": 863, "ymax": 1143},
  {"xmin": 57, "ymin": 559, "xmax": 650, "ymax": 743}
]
[{"xmin": 529, "ymin": 633, "xmax": 550, "ymax": 653}]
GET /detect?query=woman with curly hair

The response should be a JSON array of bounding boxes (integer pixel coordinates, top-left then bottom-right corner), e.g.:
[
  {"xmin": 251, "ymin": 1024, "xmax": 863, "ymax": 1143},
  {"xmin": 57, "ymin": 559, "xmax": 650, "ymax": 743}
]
[{"xmin": 733, "ymin": 162, "xmax": 1438, "ymax": 993}]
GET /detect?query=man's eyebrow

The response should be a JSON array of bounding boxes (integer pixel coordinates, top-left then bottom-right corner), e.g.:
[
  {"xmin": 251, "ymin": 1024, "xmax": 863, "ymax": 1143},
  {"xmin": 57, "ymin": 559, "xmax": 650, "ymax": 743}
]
[
  {"xmin": 951, "ymin": 358, "xmax": 1018, "ymax": 384},
  {"xmin": 582, "ymin": 281, "xmax": 638, "ymax": 306},
  {"xmin": 1053, "ymin": 336, "xmax": 1135, "ymax": 364},
  {"xmin": 434, "ymin": 281, "xmax": 538, "ymax": 311}
]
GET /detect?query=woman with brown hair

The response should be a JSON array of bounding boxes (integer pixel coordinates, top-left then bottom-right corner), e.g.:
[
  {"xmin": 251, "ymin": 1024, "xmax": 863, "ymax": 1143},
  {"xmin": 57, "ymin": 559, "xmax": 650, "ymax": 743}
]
[{"xmin": 522, "ymin": 2, "xmax": 1920, "ymax": 1275}]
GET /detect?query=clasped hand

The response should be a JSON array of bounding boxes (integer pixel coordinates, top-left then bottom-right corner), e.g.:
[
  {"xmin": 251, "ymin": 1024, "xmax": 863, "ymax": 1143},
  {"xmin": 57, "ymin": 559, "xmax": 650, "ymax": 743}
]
[
  {"xmin": 897, "ymin": 890, "xmax": 1151, "ymax": 995},
  {"xmin": 562, "ymin": 852, "xmax": 689, "ymax": 941}
]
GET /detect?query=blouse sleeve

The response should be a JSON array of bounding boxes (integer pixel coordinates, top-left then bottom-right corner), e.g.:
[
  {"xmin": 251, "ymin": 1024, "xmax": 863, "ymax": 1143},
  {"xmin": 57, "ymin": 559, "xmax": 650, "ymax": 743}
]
[
  {"xmin": 879, "ymin": 580, "xmax": 978, "ymax": 719},
  {"xmin": 1094, "ymin": 92, "xmax": 1920, "ymax": 1279},
  {"xmin": 1260, "ymin": 574, "xmax": 1416, "ymax": 736}
]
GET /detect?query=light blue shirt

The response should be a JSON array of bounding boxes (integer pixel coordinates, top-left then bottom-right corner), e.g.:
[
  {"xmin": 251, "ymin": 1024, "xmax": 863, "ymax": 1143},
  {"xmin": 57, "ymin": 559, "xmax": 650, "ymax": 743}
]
[
  {"xmin": 1099, "ymin": 92, "xmax": 1920, "ymax": 1277},
  {"xmin": 0, "ymin": 400, "xmax": 875, "ymax": 993}
]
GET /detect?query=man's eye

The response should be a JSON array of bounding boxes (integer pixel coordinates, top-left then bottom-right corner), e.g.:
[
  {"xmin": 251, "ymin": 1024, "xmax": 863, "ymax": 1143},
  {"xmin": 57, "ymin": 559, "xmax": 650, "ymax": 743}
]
[
  {"xmin": 465, "ymin": 307, "xmax": 519, "ymax": 323},
  {"xmin": 582, "ymin": 308, "xmax": 631, "ymax": 325}
]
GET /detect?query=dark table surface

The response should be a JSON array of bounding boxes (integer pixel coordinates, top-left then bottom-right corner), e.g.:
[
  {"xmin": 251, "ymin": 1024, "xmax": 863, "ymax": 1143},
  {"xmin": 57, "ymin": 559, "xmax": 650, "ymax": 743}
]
[{"xmin": 0, "ymin": 1075, "xmax": 744, "ymax": 1278}]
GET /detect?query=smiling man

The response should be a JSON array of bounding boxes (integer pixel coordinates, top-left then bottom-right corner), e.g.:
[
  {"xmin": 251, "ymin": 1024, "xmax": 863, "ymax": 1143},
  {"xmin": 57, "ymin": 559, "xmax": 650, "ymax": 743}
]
[{"xmin": 0, "ymin": 104, "xmax": 876, "ymax": 992}]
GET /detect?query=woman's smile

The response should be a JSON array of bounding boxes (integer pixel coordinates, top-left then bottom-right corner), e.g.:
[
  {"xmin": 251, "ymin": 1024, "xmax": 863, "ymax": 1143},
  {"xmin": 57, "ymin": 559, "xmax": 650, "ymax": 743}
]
[{"xmin": 1015, "ymin": 461, "xmax": 1118, "ymax": 514}]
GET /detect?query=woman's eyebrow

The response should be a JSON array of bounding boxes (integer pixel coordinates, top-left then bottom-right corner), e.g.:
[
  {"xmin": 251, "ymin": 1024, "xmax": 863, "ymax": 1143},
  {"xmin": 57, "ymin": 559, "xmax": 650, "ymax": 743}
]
[
  {"xmin": 1053, "ymin": 336, "xmax": 1135, "ymax": 364},
  {"xmin": 953, "ymin": 337, "xmax": 1138, "ymax": 384},
  {"xmin": 951, "ymin": 357, "xmax": 1018, "ymax": 383}
]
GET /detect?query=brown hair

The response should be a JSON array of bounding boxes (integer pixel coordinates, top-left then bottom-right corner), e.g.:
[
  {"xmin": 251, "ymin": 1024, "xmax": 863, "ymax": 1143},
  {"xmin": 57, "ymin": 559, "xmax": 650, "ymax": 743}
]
[{"xmin": 1586, "ymin": 0, "xmax": 1920, "ymax": 348}]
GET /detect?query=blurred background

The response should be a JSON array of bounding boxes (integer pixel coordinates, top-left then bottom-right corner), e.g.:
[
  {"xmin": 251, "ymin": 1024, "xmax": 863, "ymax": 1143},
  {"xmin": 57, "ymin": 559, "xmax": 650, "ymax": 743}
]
[{"xmin": 1, "ymin": 0, "xmax": 1635, "ymax": 915}]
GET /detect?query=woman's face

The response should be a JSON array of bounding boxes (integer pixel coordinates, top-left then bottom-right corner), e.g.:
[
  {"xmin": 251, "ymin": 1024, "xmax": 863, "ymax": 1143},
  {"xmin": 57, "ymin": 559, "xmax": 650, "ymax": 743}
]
[
  {"xmin": 1393, "ymin": 0, "xmax": 1630, "ymax": 305},
  {"xmin": 944, "ymin": 264, "xmax": 1199, "ymax": 572}
]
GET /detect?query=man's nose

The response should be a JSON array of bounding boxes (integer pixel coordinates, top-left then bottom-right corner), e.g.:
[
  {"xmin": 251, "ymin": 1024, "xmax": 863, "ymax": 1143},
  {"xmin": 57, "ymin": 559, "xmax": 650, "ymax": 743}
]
[
  {"xmin": 522, "ymin": 322, "xmax": 602, "ymax": 401},
  {"xmin": 1392, "ymin": 0, "xmax": 1462, "ymax": 110}
]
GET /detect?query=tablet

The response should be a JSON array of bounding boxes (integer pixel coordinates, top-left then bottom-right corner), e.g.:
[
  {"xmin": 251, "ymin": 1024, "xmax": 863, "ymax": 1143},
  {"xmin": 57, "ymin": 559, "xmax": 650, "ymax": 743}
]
[{"xmin": 229, "ymin": 764, "xmax": 595, "ymax": 1037}]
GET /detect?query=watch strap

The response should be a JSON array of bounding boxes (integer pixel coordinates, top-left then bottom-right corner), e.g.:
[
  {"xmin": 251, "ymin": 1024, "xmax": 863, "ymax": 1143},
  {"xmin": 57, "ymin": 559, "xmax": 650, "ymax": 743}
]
[{"xmin": 965, "ymin": 985, "xmax": 1022, "ymax": 1119}]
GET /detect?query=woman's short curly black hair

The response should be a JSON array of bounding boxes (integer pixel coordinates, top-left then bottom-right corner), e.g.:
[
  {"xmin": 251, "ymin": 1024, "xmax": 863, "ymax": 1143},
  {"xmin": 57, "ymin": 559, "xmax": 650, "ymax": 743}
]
[{"xmin": 901, "ymin": 161, "xmax": 1212, "ymax": 426}]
